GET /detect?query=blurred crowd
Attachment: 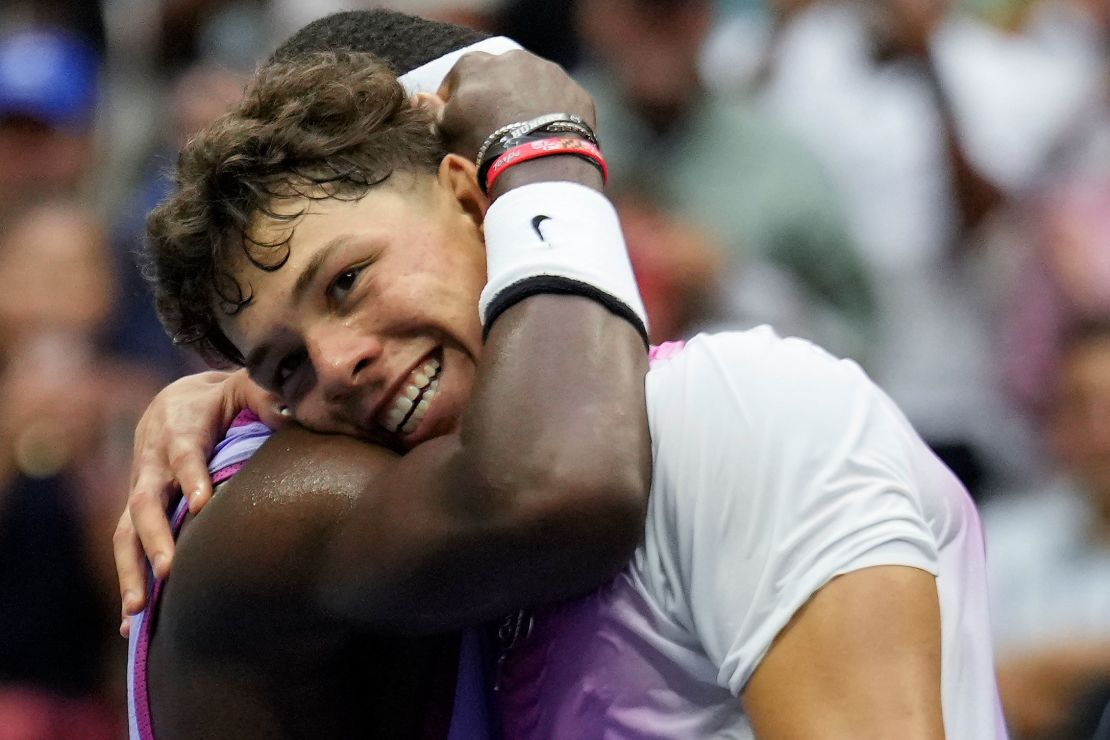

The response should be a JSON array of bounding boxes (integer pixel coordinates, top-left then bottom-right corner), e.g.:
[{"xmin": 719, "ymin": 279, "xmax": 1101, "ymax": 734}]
[{"xmin": 0, "ymin": 0, "xmax": 1108, "ymax": 737}]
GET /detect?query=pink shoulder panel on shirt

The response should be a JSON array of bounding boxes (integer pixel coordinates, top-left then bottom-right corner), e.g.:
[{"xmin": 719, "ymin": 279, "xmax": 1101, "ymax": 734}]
[{"xmin": 649, "ymin": 341, "xmax": 686, "ymax": 366}]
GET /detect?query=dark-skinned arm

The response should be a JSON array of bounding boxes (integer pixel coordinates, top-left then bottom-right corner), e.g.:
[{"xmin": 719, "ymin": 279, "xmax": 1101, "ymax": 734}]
[
  {"xmin": 117, "ymin": 51, "xmax": 651, "ymax": 635},
  {"xmin": 162, "ymin": 156, "xmax": 650, "ymax": 636}
]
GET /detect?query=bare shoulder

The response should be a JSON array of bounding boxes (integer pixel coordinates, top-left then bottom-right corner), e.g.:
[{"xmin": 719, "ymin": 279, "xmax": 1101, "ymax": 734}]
[
  {"xmin": 157, "ymin": 425, "xmax": 400, "ymax": 652},
  {"xmin": 146, "ymin": 428, "xmax": 459, "ymax": 739}
]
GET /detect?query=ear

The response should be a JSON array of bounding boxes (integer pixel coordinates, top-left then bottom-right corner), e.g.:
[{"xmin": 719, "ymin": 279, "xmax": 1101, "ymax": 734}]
[{"xmin": 437, "ymin": 153, "xmax": 489, "ymax": 227}]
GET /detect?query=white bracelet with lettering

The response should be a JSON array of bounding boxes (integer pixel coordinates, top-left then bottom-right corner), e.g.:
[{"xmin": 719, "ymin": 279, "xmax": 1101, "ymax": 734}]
[{"xmin": 479, "ymin": 181, "xmax": 649, "ymax": 343}]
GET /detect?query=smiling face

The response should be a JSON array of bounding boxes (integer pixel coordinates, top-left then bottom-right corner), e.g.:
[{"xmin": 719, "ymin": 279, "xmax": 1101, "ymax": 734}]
[{"xmin": 219, "ymin": 158, "xmax": 488, "ymax": 448}]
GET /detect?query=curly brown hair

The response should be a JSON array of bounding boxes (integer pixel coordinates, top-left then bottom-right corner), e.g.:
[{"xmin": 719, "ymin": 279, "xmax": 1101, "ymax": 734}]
[{"xmin": 145, "ymin": 51, "xmax": 446, "ymax": 367}]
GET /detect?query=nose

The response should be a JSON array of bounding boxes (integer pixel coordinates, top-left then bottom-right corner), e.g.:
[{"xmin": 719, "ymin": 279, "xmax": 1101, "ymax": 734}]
[{"xmin": 306, "ymin": 324, "xmax": 382, "ymax": 401}]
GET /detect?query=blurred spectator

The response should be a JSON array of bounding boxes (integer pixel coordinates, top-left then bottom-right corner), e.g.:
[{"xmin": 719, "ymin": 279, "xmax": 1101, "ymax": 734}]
[
  {"xmin": 0, "ymin": 1, "xmax": 1100, "ymax": 733},
  {"xmin": 157, "ymin": 0, "xmax": 270, "ymax": 73},
  {"xmin": 1004, "ymin": 181, "xmax": 1110, "ymax": 422},
  {"xmin": 0, "ymin": 201, "xmax": 160, "ymax": 740},
  {"xmin": 573, "ymin": 0, "xmax": 876, "ymax": 358},
  {"xmin": 1002, "ymin": 0, "xmax": 1110, "ymax": 421},
  {"xmin": 0, "ymin": 28, "xmax": 100, "ymax": 224},
  {"xmin": 0, "ymin": 0, "xmax": 106, "ymax": 55},
  {"xmin": 109, "ymin": 63, "xmax": 245, "ymax": 379},
  {"xmin": 495, "ymin": 0, "xmax": 580, "ymax": 69},
  {"xmin": 984, "ymin": 319, "xmax": 1110, "ymax": 739},
  {"xmin": 379, "ymin": 0, "xmax": 504, "ymax": 31},
  {"xmin": 728, "ymin": 0, "xmax": 1103, "ymax": 495},
  {"xmin": 617, "ymin": 195, "xmax": 724, "ymax": 344}
]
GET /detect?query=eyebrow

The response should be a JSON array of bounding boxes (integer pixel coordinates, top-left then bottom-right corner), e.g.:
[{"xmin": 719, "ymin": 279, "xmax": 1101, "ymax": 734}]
[{"xmin": 290, "ymin": 234, "xmax": 354, "ymax": 306}]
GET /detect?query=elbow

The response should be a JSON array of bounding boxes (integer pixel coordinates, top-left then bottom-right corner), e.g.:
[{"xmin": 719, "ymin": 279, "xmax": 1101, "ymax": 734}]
[
  {"xmin": 567, "ymin": 476, "xmax": 648, "ymax": 575},
  {"xmin": 513, "ymin": 436, "xmax": 652, "ymax": 585}
]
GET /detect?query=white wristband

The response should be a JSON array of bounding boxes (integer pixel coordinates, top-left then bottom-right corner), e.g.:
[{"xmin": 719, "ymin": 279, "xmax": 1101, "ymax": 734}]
[
  {"xmin": 479, "ymin": 181, "xmax": 649, "ymax": 342},
  {"xmin": 398, "ymin": 37, "xmax": 523, "ymax": 95}
]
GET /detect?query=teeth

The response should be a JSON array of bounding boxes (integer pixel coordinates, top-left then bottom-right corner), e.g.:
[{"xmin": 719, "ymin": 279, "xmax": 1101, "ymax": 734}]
[
  {"xmin": 390, "ymin": 393, "xmax": 415, "ymax": 416},
  {"xmin": 380, "ymin": 357, "xmax": 443, "ymax": 434},
  {"xmin": 400, "ymin": 376, "xmax": 438, "ymax": 434}
]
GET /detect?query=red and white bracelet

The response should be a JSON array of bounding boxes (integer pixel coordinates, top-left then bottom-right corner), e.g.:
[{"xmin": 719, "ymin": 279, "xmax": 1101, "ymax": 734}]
[{"xmin": 484, "ymin": 136, "xmax": 608, "ymax": 194}]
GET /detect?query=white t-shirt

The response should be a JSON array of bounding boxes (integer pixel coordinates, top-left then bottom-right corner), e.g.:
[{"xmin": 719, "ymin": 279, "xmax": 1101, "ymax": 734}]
[{"xmin": 497, "ymin": 328, "xmax": 1005, "ymax": 738}]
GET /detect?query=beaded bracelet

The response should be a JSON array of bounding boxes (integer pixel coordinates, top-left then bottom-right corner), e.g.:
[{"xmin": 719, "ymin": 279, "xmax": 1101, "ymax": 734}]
[{"xmin": 475, "ymin": 113, "xmax": 597, "ymax": 175}]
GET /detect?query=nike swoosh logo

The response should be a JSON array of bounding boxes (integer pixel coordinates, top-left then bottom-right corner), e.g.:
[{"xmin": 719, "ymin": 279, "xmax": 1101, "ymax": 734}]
[{"xmin": 531, "ymin": 215, "xmax": 552, "ymax": 244}]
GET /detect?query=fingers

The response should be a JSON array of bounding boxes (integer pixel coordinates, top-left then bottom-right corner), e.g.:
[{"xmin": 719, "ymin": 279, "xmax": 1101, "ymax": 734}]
[
  {"xmin": 113, "ymin": 510, "xmax": 147, "ymax": 629},
  {"xmin": 115, "ymin": 369, "xmax": 247, "ymax": 637},
  {"xmin": 129, "ymin": 468, "xmax": 177, "ymax": 580},
  {"xmin": 166, "ymin": 436, "xmax": 215, "ymax": 515},
  {"xmin": 434, "ymin": 49, "xmax": 597, "ymax": 159}
]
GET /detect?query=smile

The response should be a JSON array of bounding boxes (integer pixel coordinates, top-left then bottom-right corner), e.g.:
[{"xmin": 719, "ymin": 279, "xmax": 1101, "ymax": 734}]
[{"xmin": 379, "ymin": 355, "xmax": 442, "ymax": 435}]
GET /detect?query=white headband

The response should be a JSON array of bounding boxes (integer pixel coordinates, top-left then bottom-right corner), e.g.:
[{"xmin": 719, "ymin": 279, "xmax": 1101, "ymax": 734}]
[{"xmin": 398, "ymin": 36, "xmax": 523, "ymax": 95}]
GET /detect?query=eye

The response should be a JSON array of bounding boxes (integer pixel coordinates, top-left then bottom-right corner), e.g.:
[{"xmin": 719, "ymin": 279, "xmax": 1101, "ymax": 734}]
[{"xmin": 328, "ymin": 265, "xmax": 364, "ymax": 301}]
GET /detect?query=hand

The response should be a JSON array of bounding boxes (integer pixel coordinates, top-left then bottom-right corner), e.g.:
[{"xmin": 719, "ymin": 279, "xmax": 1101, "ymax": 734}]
[
  {"xmin": 114, "ymin": 369, "xmax": 284, "ymax": 635},
  {"xmin": 428, "ymin": 49, "xmax": 597, "ymax": 163}
]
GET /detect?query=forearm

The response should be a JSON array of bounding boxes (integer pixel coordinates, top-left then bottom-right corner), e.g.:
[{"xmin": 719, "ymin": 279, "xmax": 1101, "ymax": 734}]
[
  {"xmin": 322, "ymin": 161, "xmax": 652, "ymax": 630},
  {"xmin": 457, "ymin": 159, "xmax": 648, "ymax": 508},
  {"xmin": 176, "ymin": 296, "xmax": 650, "ymax": 635},
  {"xmin": 346, "ymin": 301, "xmax": 648, "ymax": 631}
]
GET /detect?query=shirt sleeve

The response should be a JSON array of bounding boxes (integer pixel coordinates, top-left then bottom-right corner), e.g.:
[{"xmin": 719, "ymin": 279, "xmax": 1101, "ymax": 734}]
[
  {"xmin": 642, "ymin": 329, "xmax": 945, "ymax": 695},
  {"xmin": 208, "ymin": 413, "xmax": 273, "ymax": 482}
]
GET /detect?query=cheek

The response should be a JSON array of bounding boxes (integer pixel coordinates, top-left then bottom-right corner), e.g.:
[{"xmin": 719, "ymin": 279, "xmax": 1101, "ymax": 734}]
[
  {"xmin": 401, "ymin": 254, "xmax": 485, "ymax": 324},
  {"xmin": 291, "ymin": 396, "xmax": 345, "ymax": 435}
]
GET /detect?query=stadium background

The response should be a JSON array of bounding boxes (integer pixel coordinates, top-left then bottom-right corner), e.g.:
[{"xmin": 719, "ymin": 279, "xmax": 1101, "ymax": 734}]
[{"xmin": 0, "ymin": 0, "xmax": 1108, "ymax": 737}]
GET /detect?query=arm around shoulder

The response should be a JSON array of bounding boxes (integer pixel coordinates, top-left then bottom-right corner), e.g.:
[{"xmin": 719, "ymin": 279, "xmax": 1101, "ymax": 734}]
[
  {"xmin": 320, "ymin": 295, "xmax": 652, "ymax": 632},
  {"xmin": 153, "ymin": 426, "xmax": 397, "ymax": 654}
]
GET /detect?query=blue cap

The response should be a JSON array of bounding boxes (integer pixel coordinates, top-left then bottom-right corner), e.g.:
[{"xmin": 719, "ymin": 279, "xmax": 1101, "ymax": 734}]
[{"xmin": 0, "ymin": 29, "xmax": 99, "ymax": 131}]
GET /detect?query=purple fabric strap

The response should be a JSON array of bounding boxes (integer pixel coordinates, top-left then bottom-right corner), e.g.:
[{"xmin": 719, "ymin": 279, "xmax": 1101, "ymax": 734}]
[
  {"xmin": 127, "ymin": 497, "xmax": 189, "ymax": 740},
  {"xmin": 127, "ymin": 411, "xmax": 268, "ymax": 740}
]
